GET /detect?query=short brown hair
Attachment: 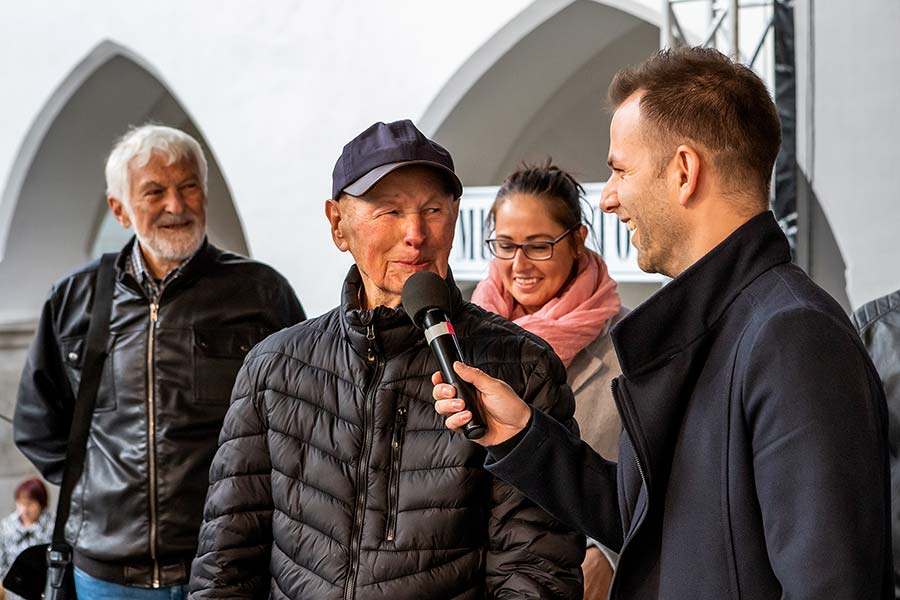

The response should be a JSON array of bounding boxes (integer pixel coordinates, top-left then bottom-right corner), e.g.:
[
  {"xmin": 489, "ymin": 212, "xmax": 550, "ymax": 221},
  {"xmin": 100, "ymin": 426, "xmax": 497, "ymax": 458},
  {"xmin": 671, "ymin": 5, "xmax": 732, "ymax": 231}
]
[
  {"xmin": 609, "ymin": 46, "xmax": 781, "ymax": 202},
  {"xmin": 15, "ymin": 477, "xmax": 48, "ymax": 509}
]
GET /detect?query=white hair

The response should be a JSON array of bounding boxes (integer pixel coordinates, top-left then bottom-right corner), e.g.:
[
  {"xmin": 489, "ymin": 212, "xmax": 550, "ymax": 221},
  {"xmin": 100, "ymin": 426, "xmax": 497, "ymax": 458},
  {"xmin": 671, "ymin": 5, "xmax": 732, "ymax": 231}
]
[{"xmin": 105, "ymin": 124, "xmax": 208, "ymax": 205}]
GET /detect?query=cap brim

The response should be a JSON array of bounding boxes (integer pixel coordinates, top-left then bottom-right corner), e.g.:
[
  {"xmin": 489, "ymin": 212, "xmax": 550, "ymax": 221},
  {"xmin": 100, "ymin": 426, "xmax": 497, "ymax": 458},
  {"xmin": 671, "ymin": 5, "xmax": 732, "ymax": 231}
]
[{"xmin": 343, "ymin": 160, "xmax": 463, "ymax": 198}]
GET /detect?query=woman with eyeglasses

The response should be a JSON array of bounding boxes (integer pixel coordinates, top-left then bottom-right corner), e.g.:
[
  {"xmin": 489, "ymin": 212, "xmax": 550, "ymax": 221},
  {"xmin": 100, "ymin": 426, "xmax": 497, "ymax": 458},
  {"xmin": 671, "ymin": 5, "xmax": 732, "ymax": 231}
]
[{"xmin": 472, "ymin": 161, "xmax": 626, "ymax": 600}]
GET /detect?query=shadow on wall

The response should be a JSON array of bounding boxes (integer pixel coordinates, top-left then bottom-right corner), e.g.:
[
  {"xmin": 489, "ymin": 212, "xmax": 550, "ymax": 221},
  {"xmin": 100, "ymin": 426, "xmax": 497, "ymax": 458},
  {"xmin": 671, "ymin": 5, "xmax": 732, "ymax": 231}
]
[{"xmin": 798, "ymin": 170, "xmax": 851, "ymax": 313}]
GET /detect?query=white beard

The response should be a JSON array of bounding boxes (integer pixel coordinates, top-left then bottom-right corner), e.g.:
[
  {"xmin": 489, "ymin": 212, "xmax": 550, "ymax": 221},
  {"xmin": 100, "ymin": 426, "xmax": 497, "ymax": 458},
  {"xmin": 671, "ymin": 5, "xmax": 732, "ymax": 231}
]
[{"xmin": 136, "ymin": 219, "xmax": 205, "ymax": 263}]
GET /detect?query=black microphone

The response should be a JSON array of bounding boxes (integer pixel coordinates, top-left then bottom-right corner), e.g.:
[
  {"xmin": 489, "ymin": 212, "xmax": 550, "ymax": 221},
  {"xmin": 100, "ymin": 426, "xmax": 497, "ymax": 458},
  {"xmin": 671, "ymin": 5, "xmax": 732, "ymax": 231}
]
[{"xmin": 402, "ymin": 271, "xmax": 486, "ymax": 440}]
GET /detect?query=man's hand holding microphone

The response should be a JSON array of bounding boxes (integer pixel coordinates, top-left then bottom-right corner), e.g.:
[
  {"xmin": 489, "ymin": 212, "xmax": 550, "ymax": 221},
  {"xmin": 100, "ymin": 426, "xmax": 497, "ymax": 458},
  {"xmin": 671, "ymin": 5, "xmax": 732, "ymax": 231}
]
[
  {"xmin": 431, "ymin": 362, "xmax": 530, "ymax": 447},
  {"xmin": 401, "ymin": 270, "xmax": 530, "ymax": 447}
]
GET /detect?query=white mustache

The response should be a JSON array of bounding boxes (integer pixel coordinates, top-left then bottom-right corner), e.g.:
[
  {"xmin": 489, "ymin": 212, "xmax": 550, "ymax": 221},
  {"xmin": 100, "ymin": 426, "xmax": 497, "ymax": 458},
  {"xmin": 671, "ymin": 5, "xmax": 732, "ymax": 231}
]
[{"xmin": 154, "ymin": 216, "xmax": 195, "ymax": 227}]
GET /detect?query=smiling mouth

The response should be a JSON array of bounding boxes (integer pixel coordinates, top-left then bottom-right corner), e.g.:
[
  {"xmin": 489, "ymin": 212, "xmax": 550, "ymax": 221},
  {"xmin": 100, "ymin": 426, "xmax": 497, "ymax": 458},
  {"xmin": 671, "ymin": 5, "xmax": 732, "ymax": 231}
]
[
  {"xmin": 158, "ymin": 221, "xmax": 193, "ymax": 230},
  {"xmin": 513, "ymin": 276, "xmax": 542, "ymax": 286}
]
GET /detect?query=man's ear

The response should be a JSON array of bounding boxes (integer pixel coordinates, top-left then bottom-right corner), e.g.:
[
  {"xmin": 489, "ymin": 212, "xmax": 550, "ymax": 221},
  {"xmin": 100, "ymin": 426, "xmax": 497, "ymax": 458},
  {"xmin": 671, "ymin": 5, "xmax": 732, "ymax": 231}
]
[
  {"xmin": 107, "ymin": 196, "xmax": 132, "ymax": 229},
  {"xmin": 325, "ymin": 198, "xmax": 350, "ymax": 252},
  {"xmin": 672, "ymin": 144, "xmax": 701, "ymax": 207}
]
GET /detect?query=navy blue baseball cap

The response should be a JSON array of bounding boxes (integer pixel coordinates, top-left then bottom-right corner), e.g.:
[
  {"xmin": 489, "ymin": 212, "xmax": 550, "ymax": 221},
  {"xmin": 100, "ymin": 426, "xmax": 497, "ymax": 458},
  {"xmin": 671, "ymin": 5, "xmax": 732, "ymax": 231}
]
[{"xmin": 332, "ymin": 119, "xmax": 463, "ymax": 200}]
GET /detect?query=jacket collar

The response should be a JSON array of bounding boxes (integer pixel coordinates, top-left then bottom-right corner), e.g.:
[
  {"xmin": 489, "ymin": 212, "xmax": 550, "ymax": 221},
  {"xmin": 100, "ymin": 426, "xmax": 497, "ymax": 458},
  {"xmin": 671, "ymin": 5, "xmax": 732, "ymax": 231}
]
[
  {"xmin": 611, "ymin": 211, "xmax": 791, "ymax": 379},
  {"xmin": 339, "ymin": 265, "xmax": 464, "ymax": 361},
  {"xmin": 114, "ymin": 236, "xmax": 219, "ymax": 298}
]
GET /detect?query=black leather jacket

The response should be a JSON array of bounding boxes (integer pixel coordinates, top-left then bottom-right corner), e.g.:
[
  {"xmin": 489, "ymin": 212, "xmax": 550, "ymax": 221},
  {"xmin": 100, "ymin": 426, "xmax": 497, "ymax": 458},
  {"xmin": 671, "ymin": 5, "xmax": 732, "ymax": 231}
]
[
  {"xmin": 14, "ymin": 238, "xmax": 305, "ymax": 587},
  {"xmin": 189, "ymin": 266, "xmax": 585, "ymax": 599},
  {"xmin": 854, "ymin": 290, "xmax": 900, "ymax": 597}
]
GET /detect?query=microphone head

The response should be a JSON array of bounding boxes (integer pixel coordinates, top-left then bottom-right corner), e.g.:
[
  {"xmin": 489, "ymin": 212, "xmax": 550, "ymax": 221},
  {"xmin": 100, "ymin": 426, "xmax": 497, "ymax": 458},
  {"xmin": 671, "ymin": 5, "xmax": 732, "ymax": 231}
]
[{"xmin": 401, "ymin": 271, "xmax": 451, "ymax": 328}]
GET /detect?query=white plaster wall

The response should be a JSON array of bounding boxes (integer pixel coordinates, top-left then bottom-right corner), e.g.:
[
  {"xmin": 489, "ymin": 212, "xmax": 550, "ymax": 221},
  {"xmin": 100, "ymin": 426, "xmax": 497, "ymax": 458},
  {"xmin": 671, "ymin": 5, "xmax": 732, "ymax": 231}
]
[
  {"xmin": 795, "ymin": 0, "xmax": 900, "ymax": 308},
  {"xmin": 0, "ymin": 0, "xmax": 540, "ymax": 318},
  {"xmin": 1, "ymin": 0, "xmax": 816, "ymax": 321}
]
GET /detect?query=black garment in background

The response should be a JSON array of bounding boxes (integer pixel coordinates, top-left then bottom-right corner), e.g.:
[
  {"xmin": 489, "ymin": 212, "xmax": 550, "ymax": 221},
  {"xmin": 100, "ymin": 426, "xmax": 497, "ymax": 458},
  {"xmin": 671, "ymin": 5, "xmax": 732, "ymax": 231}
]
[
  {"xmin": 189, "ymin": 266, "xmax": 585, "ymax": 599},
  {"xmin": 487, "ymin": 212, "xmax": 892, "ymax": 599},
  {"xmin": 854, "ymin": 290, "xmax": 900, "ymax": 598},
  {"xmin": 14, "ymin": 238, "xmax": 305, "ymax": 588},
  {"xmin": 773, "ymin": 0, "xmax": 798, "ymax": 255}
]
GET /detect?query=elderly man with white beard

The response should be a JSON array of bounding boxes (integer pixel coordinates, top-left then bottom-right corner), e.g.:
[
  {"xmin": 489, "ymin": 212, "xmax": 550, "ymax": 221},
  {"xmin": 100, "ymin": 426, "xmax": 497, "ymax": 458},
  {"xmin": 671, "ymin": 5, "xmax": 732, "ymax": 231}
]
[{"xmin": 14, "ymin": 124, "xmax": 305, "ymax": 599}]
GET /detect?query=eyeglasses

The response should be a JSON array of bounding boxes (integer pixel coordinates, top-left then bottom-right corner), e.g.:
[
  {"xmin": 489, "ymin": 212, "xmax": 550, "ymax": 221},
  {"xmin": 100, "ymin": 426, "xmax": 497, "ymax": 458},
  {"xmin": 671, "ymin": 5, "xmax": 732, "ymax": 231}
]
[{"xmin": 485, "ymin": 226, "xmax": 578, "ymax": 261}]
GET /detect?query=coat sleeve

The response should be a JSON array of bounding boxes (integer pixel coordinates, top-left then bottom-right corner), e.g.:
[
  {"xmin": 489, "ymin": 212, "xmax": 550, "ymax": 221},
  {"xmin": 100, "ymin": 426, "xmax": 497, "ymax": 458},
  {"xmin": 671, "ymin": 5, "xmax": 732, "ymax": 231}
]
[
  {"xmin": 269, "ymin": 274, "xmax": 306, "ymax": 329},
  {"xmin": 189, "ymin": 354, "xmax": 275, "ymax": 599},
  {"xmin": 486, "ymin": 406, "xmax": 623, "ymax": 554},
  {"xmin": 484, "ymin": 349, "xmax": 587, "ymax": 599},
  {"xmin": 14, "ymin": 294, "xmax": 74, "ymax": 485},
  {"xmin": 743, "ymin": 307, "xmax": 892, "ymax": 599}
]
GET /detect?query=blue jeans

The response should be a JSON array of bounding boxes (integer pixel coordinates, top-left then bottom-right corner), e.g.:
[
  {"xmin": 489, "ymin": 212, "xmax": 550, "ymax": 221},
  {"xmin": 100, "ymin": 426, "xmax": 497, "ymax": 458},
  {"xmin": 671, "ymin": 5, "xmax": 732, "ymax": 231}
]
[{"xmin": 73, "ymin": 568, "xmax": 189, "ymax": 600}]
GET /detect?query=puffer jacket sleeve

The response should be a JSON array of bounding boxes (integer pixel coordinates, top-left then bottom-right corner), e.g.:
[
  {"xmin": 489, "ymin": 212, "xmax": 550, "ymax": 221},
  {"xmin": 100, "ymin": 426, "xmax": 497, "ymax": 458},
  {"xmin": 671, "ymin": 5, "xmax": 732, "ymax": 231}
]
[
  {"xmin": 189, "ymin": 353, "xmax": 274, "ymax": 598},
  {"xmin": 485, "ymin": 347, "xmax": 586, "ymax": 599}
]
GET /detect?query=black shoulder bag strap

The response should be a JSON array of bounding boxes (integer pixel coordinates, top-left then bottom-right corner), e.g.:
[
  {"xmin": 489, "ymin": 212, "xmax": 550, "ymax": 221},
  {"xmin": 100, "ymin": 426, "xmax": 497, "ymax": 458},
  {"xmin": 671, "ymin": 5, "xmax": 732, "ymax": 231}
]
[{"xmin": 47, "ymin": 252, "xmax": 117, "ymax": 592}]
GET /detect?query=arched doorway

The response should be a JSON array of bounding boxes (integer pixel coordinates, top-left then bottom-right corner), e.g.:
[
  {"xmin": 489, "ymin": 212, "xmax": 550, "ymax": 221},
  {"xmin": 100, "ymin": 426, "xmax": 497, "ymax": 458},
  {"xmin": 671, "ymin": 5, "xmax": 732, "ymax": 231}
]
[
  {"xmin": 0, "ymin": 40, "xmax": 248, "ymax": 324},
  {"xmin": 0, "ymin": 40, "xmax": 251, "ymax": 513},
  {"xmin": 423, "ymin": 0, "xmax": 663, "ymax": 306}
]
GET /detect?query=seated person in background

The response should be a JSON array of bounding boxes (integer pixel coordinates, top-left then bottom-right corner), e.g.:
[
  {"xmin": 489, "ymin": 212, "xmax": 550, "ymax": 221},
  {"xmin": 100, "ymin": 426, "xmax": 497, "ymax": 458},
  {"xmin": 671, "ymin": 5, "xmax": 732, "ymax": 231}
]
[
  {"xmin": 189, "ymin": 119, "xmax": 585, "ymax": 599},
  {"xmin": 472, "ymin": 161, "xmax": 626, "ymax": 600},
  {"xmin": 0, "ymin": 478, "xmax": 54, "ymax": 600}
]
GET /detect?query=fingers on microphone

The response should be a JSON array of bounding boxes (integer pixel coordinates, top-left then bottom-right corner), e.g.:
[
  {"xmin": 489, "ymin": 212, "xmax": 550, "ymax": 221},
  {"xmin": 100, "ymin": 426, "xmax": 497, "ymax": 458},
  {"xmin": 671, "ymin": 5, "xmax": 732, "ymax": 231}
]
[
  {"xmin": 452, "ymin": 361, "xmax": 483, "ymax": 382},
  {"xmin": 444, "ymin": 411, "xmax": 472, "ymax": 431},
  {"xmin": 453, "ymin": 361, "xmax": 500, "ymax": 391},
  {"xmin": 431, "ymin": 370, "xmax": 444, "ymax": 386},
  {"xmin": 432, "ymin": 383, "xmax": 457, "ymax": 401},
  {"xmin": 434, "ymin": 398, "xmax": 465, "ymax": 415}
]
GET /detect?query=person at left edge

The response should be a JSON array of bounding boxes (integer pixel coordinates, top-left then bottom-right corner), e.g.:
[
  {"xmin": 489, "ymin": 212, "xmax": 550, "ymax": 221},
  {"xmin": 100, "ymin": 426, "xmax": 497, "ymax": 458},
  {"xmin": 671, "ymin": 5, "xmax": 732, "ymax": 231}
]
[
  {"xmin": 13, "ymin": 124, "xmax": 305, "ymax": 599},
  {"xmin": 189, "ymin": 119, "xmax": 584, "ymax": 599}
]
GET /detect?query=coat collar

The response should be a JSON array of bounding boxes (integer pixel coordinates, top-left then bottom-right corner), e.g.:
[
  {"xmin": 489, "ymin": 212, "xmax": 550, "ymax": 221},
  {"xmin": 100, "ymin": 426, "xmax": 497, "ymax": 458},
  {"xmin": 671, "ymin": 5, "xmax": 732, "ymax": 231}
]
[
  {"xmin": 611, "ymin": 211, "xmax": 791, "ymax": 379},
  {"xmin": 114, "ymin": 235, "xmax": 219, "ymax": 295},
  {"xmin": 339, "ymin": 265, "xmax": 464, "ymax": 361}
]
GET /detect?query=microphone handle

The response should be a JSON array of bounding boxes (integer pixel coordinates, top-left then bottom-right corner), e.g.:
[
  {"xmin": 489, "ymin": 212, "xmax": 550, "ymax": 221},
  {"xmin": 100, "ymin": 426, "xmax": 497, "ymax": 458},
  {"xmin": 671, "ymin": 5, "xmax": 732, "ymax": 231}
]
[{"xmin": 428, "ymin": 332, "xmax": 487, "ymax": 441}]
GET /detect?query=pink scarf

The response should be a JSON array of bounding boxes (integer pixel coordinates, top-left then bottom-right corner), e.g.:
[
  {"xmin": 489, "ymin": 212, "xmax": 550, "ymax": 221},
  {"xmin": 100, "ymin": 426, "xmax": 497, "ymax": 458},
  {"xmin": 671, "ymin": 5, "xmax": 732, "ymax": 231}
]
[{"xmin": 471, "ymin": 250, "xmax": 621, "ymax": 366}]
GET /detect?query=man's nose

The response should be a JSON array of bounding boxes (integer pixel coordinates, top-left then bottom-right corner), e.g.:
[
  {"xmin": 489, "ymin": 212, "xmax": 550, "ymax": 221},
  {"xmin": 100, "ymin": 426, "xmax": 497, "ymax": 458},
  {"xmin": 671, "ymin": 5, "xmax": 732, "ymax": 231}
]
[
  {"xmin": 403, "ymin": 214, "xmax": 426, "ymax": 246},
  {"xmin": 162, "ymin": 188, "xmax": 187, "ymax": 214},
  {"xmin": 600, "ymin": 183, "xmax": 619, "ymax": 214}
]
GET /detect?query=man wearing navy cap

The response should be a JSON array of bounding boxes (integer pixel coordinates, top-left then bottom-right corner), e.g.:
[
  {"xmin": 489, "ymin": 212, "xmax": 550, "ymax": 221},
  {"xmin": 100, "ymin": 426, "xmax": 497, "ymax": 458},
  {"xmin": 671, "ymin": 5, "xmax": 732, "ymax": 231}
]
[{"xmin": 189, "ymin": 120, "xmax": 585, "ymax": 599}]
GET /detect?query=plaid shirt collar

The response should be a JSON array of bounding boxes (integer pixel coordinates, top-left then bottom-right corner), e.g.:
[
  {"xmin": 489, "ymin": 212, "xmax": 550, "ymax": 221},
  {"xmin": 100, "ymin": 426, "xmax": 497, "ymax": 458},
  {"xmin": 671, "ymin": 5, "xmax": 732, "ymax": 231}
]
[{"xmin": 126, "ymin": 238, "xmax": 200, "ymax": 302}]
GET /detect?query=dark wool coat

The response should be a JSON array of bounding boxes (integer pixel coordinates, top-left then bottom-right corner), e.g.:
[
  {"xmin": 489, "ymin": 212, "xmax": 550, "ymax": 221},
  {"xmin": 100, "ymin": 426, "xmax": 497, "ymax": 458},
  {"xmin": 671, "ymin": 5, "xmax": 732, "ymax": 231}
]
[
  {"xmin": 189, "ymin": 267, "xmax": 585, "ymax": 599},
  {"xmin": 488, "ymin": 212, "xmax": 892, "ymax": 599}
]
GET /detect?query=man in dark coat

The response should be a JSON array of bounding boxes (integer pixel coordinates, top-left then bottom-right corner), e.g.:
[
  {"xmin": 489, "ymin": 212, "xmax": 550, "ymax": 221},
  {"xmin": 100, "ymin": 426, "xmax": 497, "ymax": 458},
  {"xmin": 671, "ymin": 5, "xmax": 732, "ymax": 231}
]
[
  {"xmin": 15, "ymin": 124, "xmax": 305, "ymax": 598},
  {"xmin": 189, "ymin": 120, "xmax": 584, "ymax": 598},
  {"xmin": 433, "ymin": 47, "xmax": 892, "ymax": 599}
]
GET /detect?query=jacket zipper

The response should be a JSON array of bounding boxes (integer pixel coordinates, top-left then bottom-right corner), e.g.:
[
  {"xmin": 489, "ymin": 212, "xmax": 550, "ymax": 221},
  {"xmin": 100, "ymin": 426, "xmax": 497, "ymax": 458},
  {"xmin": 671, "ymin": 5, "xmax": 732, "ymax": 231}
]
[
  {"xmin": 344, "ymin": 323, "xmax": 382, "ymax": 600},
  {"xmin": 385, "ymin": 406, "xmax": 407, "ymax": 542},
  {"xmin": 608, "ymin": 377, "xmax": 648, "ymax": 599},
  {"xmin": 147, "ymin": 302, "xmax": 160, "ymax": 588}
]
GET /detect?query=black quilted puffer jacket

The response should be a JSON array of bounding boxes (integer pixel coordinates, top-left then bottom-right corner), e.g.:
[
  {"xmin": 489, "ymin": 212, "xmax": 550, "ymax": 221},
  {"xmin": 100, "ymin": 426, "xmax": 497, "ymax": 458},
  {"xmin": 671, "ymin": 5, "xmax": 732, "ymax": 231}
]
[{"xmin": 189, "ymin": 266, "xmax": 585, "ymax": 599}]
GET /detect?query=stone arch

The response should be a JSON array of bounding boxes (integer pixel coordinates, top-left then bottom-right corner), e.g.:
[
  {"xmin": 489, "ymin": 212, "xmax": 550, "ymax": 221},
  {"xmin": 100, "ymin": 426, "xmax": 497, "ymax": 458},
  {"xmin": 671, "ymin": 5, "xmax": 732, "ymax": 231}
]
[
  {"xmin": 419, "ymin": 0, "xmax": 664, "ymax": 305},
  {"xmin": 0, "ymin": 40, "xmax": 248, "ymax": 322}
]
